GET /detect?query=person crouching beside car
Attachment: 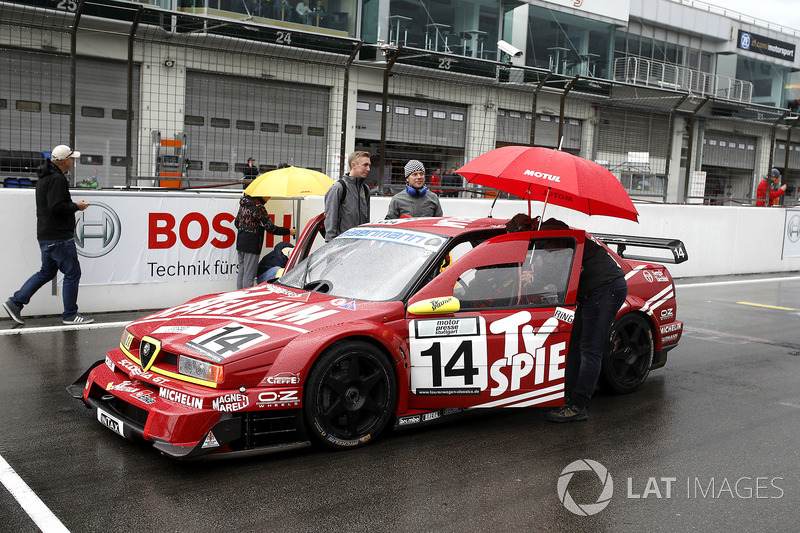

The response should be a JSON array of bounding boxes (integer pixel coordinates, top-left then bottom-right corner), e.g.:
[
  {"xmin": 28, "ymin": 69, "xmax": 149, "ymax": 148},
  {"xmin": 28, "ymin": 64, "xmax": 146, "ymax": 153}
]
[
  {"xmin": 385, "ymin": 160, "xmax": 443, "ymax": 219},
  {"xmin": 235, "ymin": 194, "xmax": 295, "ymax": 289}
]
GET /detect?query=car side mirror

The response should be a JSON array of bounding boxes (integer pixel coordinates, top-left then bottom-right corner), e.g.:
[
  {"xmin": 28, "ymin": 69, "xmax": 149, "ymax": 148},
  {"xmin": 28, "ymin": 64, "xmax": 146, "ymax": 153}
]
[{"xmin": 407, "ymin": 296, "xmax": 460, "ymax": 315}]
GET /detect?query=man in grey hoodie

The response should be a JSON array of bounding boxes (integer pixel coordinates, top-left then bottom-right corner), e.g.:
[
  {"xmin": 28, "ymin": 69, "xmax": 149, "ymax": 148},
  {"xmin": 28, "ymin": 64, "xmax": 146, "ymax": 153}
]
[
  {"xmin": 323, "ymin": 151, "xmax": 371, "ymax": 241},
  {"xmin": 385, "ymin": 160, "xmax": 443, "ymax": 219}
]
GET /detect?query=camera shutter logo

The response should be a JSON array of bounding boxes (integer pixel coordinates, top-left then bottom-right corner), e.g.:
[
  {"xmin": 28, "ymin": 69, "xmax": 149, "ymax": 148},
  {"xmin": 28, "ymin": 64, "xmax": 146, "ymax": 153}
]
[
  {"xmin": 740, "ymin": 32, "xmax": 751, "ymax": 50},
  {"xmin": 557, "ymin": 459, "xmax": 614, "ymax": 516},
  {"xmin": 75, "ymin": 202, "xmax": 122, "ymax": 258},
  {"xmin": 788, "ymin": 215, "xmax": 800, "ymax": 243}
]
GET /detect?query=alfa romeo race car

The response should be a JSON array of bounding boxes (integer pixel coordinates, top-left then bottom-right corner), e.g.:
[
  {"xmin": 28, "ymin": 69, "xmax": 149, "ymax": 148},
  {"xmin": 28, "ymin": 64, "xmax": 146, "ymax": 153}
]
[{"xmin": 70, "ymin": 215, "xmax": 687, "ymax": 458}]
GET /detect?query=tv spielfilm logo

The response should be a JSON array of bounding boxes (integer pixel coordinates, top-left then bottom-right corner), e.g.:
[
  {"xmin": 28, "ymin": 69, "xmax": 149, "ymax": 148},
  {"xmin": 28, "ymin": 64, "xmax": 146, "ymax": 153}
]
[
  {"xmin": 557, "ymin": 459, "xmax": 614, "ymax": 516},
  {"xmin": 75, "ymin": 201, "xmax": 122, "ymax": 258}
]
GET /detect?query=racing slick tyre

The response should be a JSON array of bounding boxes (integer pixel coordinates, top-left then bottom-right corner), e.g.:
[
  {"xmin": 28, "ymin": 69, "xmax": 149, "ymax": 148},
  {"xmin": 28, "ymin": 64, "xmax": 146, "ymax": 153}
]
[
  {"xmin": 601, "ymin": 313, "xmax": 654, "ymax": 394},
  {"xmin": 305, "ymin": 340, "xmax": 396, "ymax": 450}
]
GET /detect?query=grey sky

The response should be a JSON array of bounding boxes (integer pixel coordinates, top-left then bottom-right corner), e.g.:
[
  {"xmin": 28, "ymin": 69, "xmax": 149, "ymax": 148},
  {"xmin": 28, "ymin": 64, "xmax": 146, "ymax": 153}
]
[{"xmin": 706, "ymin": 0, "xmax": 800, "ymax": 33}]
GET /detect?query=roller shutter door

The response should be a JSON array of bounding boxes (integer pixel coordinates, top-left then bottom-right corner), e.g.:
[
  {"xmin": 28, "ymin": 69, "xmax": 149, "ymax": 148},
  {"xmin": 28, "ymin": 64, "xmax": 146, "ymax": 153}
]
[
  {"xmin": 184, "ymin": 72, "xmax": 330, "ymax": 179},
  {"xmin": 355, "ymin": 93, "xmax": 467, "ymax": 148},
  {"xmin": 496, "ymin": 109, "xmax": 582, "ymax": 150},
  {"xmin": 702, "ymin": 131, "xmax": 756, "ymax": 170},
  {"xmin": 0, "ymin": 49, "xmax": 139, "ymax": 185},
  {"xmin": 596, "ymin": 109, "xmax": 669, "ymax": 160}
]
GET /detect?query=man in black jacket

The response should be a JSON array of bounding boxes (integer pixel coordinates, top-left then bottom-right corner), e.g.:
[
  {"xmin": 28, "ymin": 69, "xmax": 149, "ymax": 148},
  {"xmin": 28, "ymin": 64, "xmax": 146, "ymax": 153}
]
[
  {"xmin": 536, "ymin": 218, "xmax": 627, "ymax": 422},
  {"xmin": 4, "ymin": 145, "xmax": 92, "ymax": 325}
]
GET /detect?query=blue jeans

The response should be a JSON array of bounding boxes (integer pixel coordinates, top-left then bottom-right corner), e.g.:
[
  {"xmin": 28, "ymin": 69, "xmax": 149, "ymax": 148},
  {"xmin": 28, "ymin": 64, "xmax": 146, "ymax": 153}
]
[
  {"xmin": 11, "ymin": 239, "xmax": 82, "ymax": 319},
  {"xmin": 566, "ymin": 276, "xmax": 628, "ymax": 408}
]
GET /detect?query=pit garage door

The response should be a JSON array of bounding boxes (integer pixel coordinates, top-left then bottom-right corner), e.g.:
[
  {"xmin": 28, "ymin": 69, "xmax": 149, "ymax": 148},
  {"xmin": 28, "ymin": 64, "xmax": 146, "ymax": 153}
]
[
  {"xmin": 183, "ymin": 71, "xmax": 330, "ymax": 180},
  {"xmin": 0, "ymin": 49, "xmax": 139, "ymax": 186}
]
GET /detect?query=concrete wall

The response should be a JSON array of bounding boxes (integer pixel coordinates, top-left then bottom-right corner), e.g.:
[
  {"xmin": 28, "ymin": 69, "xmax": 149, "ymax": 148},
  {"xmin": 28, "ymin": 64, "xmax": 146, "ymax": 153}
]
[{"xmin": 1, "ymin": 189, "xmax": 797, "ymax": 317}]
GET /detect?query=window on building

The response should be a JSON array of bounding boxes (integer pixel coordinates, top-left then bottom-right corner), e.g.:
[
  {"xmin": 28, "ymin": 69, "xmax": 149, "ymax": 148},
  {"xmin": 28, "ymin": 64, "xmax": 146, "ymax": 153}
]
[
  {"xmin": 234, "ymin": 163, "xmax": 248, "ymax": 173},
  {"xmin": 209, "ymin": 161, "xmax": 229, "ymax": 172},
  {"xmin": 414, "ymin": 108, "xmax": 428, "ymax": 117},
  {"xmin": 308, "ymin": 127, "xmax": 324, "ymax": 136},
  {"xmin": 112, "ymin": 109, "xmax": 130, "ymax": 120},
  {"xmin": 260, "ymin": 122, "xmax": 279, "ymax": 132},
  {"xmin": 111, "ymin": 156, "xmax": 129, "ymax": 167},
  {"xmin": 375, "ymin": 103, "xmax": 389, "ymax": 112},
  {"xmin": 0, "ymin": 99, "xmax": 6, "ymax": 109},
  {"xmin": 285, "ymin": 124, "xmax": 302, "ymax": 134},
  {"xmin": 450, "ymin": 113, "xmax": 464, "ymax": 122},
  {"xmin": 508, "ymin": 111, "xmax": 521, "ymax": 118},
  {"xmin": 356, "ymin": 101, "xmax": 370, "ymax": 110},
  {"xmin": 49, "ymin": 103, "xmax": 71, "ymax": 115},
  {"xmin": 259, "ymin": 164, "xmax": 276, "ymax": 172},
  {"xmin": 432, "ymin": 110, "xmax": 447, "ymax": 119},
  {"xmin": 16, "ymin": 100, "xmax": 41, "ymax": 112},
  {"xmin": 185, "ymin": 115, "xmax": 204, "ymax": 126},
  {"xmin": 186, "ymin": 160, "xmax": 203, "ymax": 170},
  {"xmin": 236, "ymin": 120, "xmax": 255, "ymax": 131},
  {"xmin": 80, "ymin": 154, "xmax": 103, "ymax": 165},
  {"xmin": 81, "ymin": 106, "xmax": 104, "ymax": 118},
  {"xmin": 395, "ymin": 106, "xmax": 410, "ymax": 115},
  {"xmin": 211, "ymin": 118, "xmax": 230, "ymax": 128}
]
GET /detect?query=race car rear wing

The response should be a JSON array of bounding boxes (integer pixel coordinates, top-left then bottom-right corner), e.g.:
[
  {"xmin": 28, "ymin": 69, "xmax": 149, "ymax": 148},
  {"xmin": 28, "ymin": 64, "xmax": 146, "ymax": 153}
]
[{"xmin": 592, "ymin": 234, "xmax": 688, "ymax": 264}]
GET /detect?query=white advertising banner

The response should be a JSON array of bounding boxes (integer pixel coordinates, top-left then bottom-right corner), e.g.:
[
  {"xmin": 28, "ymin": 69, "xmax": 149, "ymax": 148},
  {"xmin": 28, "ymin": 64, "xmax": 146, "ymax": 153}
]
[
  {"xmin": 73, "ymin": 192, "xmax": 296, "ymax": 285},
  {"xmin": 783, "ymin": 209, "xmax": 800, "ymax": 258},
  {"xmin": 539, "ymin": 0, "xmax": 630, "ymax": 24}
]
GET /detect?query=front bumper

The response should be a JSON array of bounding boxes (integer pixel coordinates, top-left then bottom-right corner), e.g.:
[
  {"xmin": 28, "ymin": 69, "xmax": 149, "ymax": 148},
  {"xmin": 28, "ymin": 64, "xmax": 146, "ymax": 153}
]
[{"xmin": 70, "ymin": 354, "xmax": 309, "ymax": 459}]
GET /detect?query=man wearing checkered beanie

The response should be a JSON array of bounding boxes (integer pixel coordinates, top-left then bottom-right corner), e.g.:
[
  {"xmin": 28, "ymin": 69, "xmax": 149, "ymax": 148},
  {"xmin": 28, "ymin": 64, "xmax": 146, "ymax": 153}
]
[{"xmin": 385, "ymin": 160, "xmax": 443, "ymax": 219}]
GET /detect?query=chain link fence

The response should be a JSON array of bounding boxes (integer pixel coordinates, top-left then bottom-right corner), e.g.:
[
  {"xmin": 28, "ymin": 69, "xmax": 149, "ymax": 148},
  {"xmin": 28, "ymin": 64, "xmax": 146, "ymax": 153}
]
[{"xmin": 1, "ymin": 0, "xmax": 798, "ymax": 205}]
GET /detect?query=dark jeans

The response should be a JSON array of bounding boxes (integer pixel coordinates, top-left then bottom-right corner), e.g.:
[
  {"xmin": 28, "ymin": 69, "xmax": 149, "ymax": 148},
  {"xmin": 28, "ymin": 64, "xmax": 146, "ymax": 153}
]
[
  {"xmin": 566, "ymin": 276, "xmax": 628, "ymax": 408},
  {"xmin": 11, "ymin": 239, "xmax": 82, "ymax": 319}
]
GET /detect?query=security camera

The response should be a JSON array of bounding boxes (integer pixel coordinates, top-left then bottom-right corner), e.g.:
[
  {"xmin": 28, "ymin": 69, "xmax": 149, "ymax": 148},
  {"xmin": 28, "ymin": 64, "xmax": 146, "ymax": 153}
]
[
  {"xmin": 163, "ymin": 58, "xmax": 176, "ymax": 68},
  {"xmin": 497, "ymin": 40, "xmax": 522, "ymax": 58}
]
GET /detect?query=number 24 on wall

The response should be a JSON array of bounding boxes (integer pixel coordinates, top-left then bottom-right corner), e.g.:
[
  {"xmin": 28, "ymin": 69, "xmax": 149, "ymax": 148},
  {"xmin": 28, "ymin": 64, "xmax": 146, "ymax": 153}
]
[{"xmin": 56, "ymin": 0, "xmax": 78, "ymax": 12}]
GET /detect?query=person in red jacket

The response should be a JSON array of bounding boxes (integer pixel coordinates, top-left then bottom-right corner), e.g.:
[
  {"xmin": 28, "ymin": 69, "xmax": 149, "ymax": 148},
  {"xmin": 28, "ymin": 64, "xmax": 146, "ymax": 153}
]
[{"xmin": 756, "ymin": 168, "xmax": 787, "ymax": 206}]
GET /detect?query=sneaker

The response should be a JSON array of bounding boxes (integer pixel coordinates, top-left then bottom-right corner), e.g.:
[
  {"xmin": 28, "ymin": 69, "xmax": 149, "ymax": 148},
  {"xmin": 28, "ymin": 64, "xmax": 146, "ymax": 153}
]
[
  {"xmin": 3, "ymin": 299, "xmax": 24, "ymax": 325},
  {"xmin": 545, "ymin": 404, "xmax": 588, "ymax": 423},
  {"xmin": 62, "ymin": 314, "xmax": 95, "ymax": 325}
]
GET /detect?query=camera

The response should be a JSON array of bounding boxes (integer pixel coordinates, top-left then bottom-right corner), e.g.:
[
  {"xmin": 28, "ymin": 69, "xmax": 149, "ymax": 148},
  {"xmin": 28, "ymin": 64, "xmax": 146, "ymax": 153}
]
[
  {"xmin": 163, "ymin": 58, "xmax": 176, "ymax": 68},
  {"xmin": 497, "ymin": 40, "xmax": 523, "ymax": 58}
]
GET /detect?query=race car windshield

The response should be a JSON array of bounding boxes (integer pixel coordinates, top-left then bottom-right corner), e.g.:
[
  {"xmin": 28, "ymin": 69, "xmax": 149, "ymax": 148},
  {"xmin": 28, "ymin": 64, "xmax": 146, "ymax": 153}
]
[{"xmin": 279, "ymin": 227, "xmax": 448, "ymax": 301}]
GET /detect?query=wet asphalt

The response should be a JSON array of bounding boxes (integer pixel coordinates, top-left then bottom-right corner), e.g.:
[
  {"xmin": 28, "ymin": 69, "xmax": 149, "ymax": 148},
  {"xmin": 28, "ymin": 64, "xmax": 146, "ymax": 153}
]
[{"xmin": 1, "ymin": 274, "xmax": 799, "ymax": 532}]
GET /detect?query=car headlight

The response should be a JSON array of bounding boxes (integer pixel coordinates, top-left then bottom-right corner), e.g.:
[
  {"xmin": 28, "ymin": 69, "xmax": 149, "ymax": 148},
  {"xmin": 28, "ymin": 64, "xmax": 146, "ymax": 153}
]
[
  {"xmin": 178, "ymin": 355, "xmax": 224, "ymax": 384},
  {"xmin": 120, "ymin": 328, "xmax": 135, "ymax": 351}
]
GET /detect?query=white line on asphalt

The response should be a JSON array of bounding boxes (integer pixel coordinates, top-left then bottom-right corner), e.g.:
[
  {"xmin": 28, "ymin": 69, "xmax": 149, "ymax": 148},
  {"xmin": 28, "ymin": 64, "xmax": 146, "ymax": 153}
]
[
  {"xmin": 675, "ymin": 275, "xmax": 800, "ymax": 289},
  {"xmin": 0, "ymin": 321, "xmax": 129, "ymax": 336},
  {"xmin": 0, "ymin": 453, "xmax": 69, "ymax": 532},
  {"xmin": 778, "ymin": 402, "xmax": 800, "ymax": 409}
]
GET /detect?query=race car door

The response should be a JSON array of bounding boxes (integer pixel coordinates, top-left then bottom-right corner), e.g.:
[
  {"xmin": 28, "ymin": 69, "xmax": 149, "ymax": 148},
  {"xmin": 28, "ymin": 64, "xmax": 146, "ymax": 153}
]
[{"xmin": 406, "ymin": 230, "xmax": 585, "ymax": 410}]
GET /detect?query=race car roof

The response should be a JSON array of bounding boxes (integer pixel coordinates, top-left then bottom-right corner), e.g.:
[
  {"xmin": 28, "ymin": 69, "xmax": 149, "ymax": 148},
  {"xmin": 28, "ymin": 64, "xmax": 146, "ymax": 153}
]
[{"xmin": 362, "ymin": 217, "xmax": 510, "ymax": 238}]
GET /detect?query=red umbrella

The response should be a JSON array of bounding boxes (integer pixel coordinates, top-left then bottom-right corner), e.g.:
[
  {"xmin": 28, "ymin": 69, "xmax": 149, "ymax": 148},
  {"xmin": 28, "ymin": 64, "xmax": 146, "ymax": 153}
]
[{"xmin": 457, "ymin": 146, "xmax": 639, "ymax": 222}]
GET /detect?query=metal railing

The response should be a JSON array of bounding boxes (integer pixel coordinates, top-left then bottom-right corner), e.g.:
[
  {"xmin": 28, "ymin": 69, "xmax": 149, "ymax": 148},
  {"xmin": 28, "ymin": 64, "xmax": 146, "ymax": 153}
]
[
  {"xmin": 613, "ymin": 56, "xmax": 753, "ymax": 103},
  {"xmin": 667, "ymin": 0, "xmax": 800, "ymax": 39}
]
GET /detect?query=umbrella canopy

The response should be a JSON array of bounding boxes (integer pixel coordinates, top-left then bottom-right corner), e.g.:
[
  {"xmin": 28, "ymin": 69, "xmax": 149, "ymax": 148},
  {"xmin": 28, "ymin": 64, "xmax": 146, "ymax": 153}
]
[
  {"xmin": 244, "ymin": 166, "xmax": 334, "ymax": 198},
  {"xmin": 457, "ymin": 146, "xmax": 639, "ymax": 222}
]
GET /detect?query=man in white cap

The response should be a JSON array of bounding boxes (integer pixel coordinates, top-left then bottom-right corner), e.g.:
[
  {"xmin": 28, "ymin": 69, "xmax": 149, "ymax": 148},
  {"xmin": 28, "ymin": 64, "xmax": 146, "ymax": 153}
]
[
  {"xmin": 385, "ymin": 160, "xmax": 443, "ymax": 219},
  {"xmin": 3, "ymin": 145, "xmax": 93, "ymax": 325}
]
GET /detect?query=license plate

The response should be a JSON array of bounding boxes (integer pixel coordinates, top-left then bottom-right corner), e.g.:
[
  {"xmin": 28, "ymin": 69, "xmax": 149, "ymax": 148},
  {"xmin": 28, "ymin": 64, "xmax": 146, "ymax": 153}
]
[{"xmin": 96, "ymin": 407, "xmax": 125, "ymax": 438}]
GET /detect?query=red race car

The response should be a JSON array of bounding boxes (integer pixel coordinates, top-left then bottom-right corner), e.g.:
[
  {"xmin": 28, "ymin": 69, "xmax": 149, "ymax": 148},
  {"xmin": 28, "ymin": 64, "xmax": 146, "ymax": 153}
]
[{"xmin": 70, "ymin": 215, "xmax": 687, "ymax": 458}]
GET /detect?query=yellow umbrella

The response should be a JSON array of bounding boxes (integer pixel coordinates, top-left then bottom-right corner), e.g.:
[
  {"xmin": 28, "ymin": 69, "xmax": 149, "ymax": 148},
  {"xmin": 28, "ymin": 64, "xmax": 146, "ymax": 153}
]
[{"xmin": 244, "ymin": 166, "xmax": 334, "ymax": 198}]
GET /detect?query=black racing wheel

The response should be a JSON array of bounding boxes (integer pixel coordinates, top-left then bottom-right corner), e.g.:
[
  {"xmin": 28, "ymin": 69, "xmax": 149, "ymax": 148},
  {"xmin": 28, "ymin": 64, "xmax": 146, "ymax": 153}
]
[
  {"xmin": 601, "ymin": 313, "xmax": 654, "ymax": 394},
  {"xmin": 305, "ymin": 340, "xmax": 396, "ymax": 449}
]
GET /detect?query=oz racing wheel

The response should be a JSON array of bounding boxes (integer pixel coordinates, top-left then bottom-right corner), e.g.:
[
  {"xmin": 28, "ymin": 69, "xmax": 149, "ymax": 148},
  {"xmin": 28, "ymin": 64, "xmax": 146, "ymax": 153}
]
[
  {"xmin": 305, "ymin": 340, "xmax": 396, "ymax": 449},
  {"xmin": 601, "ymin": 313, "xmax": 654, "ymax": 394}
]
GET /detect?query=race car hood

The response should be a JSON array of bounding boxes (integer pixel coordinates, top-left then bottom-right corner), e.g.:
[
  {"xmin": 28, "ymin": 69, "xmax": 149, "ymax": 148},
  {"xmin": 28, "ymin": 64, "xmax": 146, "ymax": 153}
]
[{"xmin": 125, "ymin": 283, "xmax": 389, "ymax": 365}]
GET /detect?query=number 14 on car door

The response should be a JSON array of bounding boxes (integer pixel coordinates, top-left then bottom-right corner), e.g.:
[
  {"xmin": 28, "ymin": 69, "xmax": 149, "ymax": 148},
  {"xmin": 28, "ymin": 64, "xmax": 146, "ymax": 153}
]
[{"xmin": 409, "ymin": 317, "xmax": 488, "ymax": 396}]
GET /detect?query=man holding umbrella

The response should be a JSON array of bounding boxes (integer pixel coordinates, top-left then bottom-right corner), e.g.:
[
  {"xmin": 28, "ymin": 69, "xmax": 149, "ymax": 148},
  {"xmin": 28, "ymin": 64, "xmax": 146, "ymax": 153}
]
[
  {"xmin": 234, "ymin": 194, "xmax": 295, "ymax": 289},
  {"xmin": 458, "ymin": 145, "xmax": 639, "ymax": 422}
]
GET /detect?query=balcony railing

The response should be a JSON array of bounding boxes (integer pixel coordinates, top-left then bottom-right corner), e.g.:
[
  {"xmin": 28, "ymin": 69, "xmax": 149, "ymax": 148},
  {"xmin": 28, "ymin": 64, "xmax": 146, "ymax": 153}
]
[{"xmin": 613, "ymin": 56, "xmax": 753, "ymax": 104}]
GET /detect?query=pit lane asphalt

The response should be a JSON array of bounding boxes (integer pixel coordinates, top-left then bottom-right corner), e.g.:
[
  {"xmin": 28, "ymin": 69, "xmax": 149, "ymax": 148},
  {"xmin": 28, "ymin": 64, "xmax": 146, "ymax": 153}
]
[{"xmin": 1, "ymin": 274, "xmax": 799, "ymax": 532}]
